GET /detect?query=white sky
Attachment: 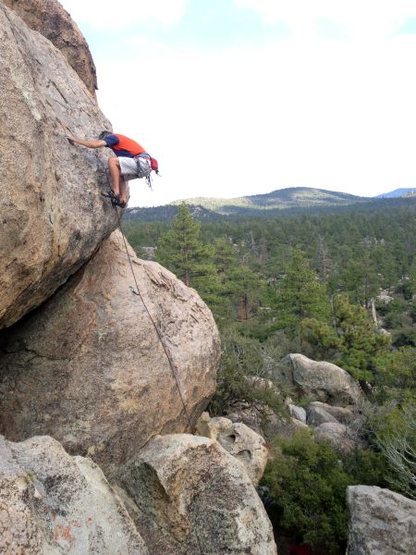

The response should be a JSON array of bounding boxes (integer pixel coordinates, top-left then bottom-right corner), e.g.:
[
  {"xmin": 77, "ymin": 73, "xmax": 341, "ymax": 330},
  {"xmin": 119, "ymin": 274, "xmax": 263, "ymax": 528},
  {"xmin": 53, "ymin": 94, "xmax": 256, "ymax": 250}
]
[{"xmin": 59, "ymin": 0, "xmax": 416, "ymax": 207}]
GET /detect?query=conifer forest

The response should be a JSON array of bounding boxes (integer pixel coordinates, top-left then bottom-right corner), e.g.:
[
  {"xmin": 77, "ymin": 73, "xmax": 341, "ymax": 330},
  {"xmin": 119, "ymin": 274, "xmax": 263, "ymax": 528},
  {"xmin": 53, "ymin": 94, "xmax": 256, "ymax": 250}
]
[{"xmin": 124, "ymin": 199, "xmax": 416, "ymax": 553}]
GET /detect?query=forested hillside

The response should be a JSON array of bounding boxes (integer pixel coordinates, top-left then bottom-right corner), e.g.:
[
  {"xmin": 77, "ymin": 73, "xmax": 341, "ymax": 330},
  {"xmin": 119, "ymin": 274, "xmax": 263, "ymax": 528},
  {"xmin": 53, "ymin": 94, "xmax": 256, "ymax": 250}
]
[
  {"xmin": 170, "ymin": 186, "xmax": 368, "ymax": 214},
  {"xmin": 124, "ymin": 200, "xmax": 416, "ymax": 553},
  {"xmin": 125, "ymin": 193, "xmax": 416, "ymax": 221}
]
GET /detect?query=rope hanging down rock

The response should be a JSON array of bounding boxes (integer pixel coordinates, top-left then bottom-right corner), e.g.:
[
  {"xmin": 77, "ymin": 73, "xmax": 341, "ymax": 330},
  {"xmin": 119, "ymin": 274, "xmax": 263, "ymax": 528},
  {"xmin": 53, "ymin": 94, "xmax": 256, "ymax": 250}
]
[
  {"xmin": 115, "ymin": 208, "xmax": 207, "ymax": 555},
  {"xmin": 115, "ymin": 208, "xmax": 194, "ymax": 430}
]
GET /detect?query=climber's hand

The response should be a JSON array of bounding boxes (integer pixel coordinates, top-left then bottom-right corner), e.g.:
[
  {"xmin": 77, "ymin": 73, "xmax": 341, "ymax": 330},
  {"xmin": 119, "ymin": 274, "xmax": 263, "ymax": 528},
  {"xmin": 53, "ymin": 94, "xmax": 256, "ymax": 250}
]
[{"xmin": 67, "ymin": 136, "xmax": 75, "ymax": 146}]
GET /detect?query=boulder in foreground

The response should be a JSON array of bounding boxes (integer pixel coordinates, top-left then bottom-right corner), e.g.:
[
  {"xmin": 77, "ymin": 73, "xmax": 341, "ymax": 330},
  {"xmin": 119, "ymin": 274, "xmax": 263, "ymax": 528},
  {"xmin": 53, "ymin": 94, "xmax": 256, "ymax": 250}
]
[
  {"xmin": 347, "ymin": 485, "xmax": 416, "ymax": 554},
  {"xmin": 117, "ymin": 434, "xmax": 278, "ymax": 555},
  {"xmin": 0, "ymin": 231, "xmax": 220, "ymax": 476},
  {"xmin": 0, "ymin": 435, "xmax": 147, "ymax": 554}
]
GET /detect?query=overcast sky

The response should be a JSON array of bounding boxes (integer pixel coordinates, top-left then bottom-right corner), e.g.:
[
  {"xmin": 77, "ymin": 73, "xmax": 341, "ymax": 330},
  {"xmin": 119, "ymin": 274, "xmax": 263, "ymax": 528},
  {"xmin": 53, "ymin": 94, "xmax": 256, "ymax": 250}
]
[{"xmin": 59, "ymin": 0, "xmax": 416, "ymax": 207}]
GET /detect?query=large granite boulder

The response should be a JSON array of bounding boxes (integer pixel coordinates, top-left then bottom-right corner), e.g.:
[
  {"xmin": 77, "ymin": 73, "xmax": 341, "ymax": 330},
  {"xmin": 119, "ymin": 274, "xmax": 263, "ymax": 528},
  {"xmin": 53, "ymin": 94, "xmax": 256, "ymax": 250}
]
[
  {"xmin": 0, "ymin": 435, "xmax": 147, "ymax": 554},
  {"xmin": 4, "ymin": 0, "xmax": 97, "ymax": 94},
  {"xmin": 347, "ymin": 486, "xmax": 416, "ymax": 554},
  {"xmin": 277, "ymin": 354, "xmax": 363, "ymax": 406},
  {"xmin": 0, "ymin": 231, "xmax": 220, "ymax": 476},
  {"xmin": 0, "ymin": 2, "xmax": 117, "ymax": 329},
  {"xmin": 117, "ymin": 434, "xmax": 278, "ymax": 555},
  {"xmin": 196, "ymin": 411, "xmax": 269, "ymax": 485}
]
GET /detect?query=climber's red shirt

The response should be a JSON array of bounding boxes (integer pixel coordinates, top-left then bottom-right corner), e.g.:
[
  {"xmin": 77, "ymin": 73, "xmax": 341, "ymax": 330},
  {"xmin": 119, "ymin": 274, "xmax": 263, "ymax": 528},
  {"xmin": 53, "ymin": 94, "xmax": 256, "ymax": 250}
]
[{"xmin": 104, "ymin": 134, "xmax": 145, "ymax": 158}]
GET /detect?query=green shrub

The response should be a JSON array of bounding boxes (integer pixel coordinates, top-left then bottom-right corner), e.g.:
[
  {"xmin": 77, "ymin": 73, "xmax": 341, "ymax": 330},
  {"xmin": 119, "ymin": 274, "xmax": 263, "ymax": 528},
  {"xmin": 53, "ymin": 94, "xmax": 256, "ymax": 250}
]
[
  {"xmin": 208, "ymin": 326, "xmax": 285, "ymax": 417},
  {"xmin": 261, "ymin": 430, "xmax": 386, "ymax": 554}
]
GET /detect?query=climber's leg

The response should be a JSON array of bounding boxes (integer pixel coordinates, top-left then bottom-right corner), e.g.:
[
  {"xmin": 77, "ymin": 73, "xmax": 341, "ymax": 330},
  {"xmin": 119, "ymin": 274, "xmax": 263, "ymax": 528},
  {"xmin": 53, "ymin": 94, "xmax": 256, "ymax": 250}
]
[
  {"xmin": 108, "ymin": 157, "xmax": 122, "ymax": 198},
  {"xmin": 119, "ymin": 176, "xmax": 128, "ymax": 205}
]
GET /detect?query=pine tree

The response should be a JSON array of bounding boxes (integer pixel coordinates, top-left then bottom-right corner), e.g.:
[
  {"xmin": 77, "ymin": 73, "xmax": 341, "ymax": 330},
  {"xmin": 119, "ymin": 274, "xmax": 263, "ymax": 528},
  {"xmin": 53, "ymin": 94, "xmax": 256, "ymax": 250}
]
[
  {"xmin": 333, "ymin": 294, "xmax": 390, "ymax": 381},
  {"xmin": 212, "ymin": 237, "xmax": 264, "ymax": 321},
  {"xmin": 275, "ymin": 248, "xmax": 331, "ymax": 335},
  {"xmin": 156, "ymin": 203, "xmax": 220, "ymax": 304}
]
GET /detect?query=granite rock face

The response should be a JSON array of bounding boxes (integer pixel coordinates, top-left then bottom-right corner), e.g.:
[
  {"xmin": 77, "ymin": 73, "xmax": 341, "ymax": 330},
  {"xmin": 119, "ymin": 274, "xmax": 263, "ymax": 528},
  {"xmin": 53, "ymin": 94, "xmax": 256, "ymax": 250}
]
[
  {"xmin": 347, "ymin": 486, "xmax": 416, "ymax": 555},
  {"xmin": 0, "ymin": 2, "xmax": 117, "ymax": 330},
  {"xmin": 4, "ymin": 0, "xmax": 97, "ymax": 94},
  {"xmin": 0, "ymin": 231, "xmax": 220, "ymax": 476},
  {"xmin": 0, "ymin": 435, "xmax": 147, "ymax": 554},
  {"xmin": 277, "ymin": 354, "xmax": 363, "ymax": 406},
  {"xmin": 117, "ymin": 434, "xmax": 278, "ymax": 555}
]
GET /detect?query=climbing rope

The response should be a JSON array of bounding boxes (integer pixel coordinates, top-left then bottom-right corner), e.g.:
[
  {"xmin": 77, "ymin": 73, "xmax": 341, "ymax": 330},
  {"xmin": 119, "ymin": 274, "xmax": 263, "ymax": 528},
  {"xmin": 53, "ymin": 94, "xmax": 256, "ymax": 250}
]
[
  {"xmin": 114, "ymin": 208, "xmax": 194, "ymax": 430},
  {"xmin": 115, "ymin": 207, "xmax": 207, "ymax": 555}
]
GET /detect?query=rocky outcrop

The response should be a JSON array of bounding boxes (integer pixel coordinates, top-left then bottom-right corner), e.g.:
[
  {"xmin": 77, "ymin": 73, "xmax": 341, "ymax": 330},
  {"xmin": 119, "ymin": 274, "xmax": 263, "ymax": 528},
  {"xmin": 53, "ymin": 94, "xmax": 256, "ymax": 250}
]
[
  {"xmin": 0, "ymin": 435, "xmax": 147, "ymax": 554},
  {"xmin": 277, "ymin": 354, "xmax": 363, "ymax": 406},
  {"xmin": 0, "ymin": 2, "xmax": 117, "ymax": 329},
  {"xmin": 0, "ymin": 231, "xmax": 220, "ymax": 476},
  {"xmin": 117, "ymin": 434, "xmax": 278, "ymax": 555},
  {"xmin": 4, "ymin": 0, "xmax": 97, "ymax": 94},
  {"xmin": 308, "ymin": 401, "xmax": 355, "ymax": 425},
  {"xmin": 196, "ymin": 412, "xmax": 269, "ymax": 485},
  {"xmin": 347, "ymin": 486, "xmax": 416, "ymax": 554},
  {"xmin": 306, "ymin": 405, "xmax": 339, "ymax": 426},
  {"xmin": 226, "ymin": 403, "xmax": 308, "ymax": 441}
]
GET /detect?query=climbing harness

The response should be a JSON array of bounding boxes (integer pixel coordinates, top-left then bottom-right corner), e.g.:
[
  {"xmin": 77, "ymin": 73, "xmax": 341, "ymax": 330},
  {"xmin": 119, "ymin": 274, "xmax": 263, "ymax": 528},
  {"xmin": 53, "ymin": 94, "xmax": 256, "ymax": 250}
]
[{"xmin": 135, "ymin": 153, "xmax": 153, "ymax": 190}]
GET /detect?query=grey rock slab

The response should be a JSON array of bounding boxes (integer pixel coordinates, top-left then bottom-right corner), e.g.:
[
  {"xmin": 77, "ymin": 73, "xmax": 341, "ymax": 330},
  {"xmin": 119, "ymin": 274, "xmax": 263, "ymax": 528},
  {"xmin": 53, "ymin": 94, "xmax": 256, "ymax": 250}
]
[
  {"xmin": 347, "ymin": 486, "xmax": 416, "ymax": 554},
  {"xmin": 288, "ymin": 404, "xmax": 307, "ymax": 423},
  {"xmin": 306, "ymin": 405, "xmax": 339, "ymax": 427},
  {"xmin": 0, "ymin": 435, "xmax": 147, "ymax": 554},
  {"xmin": 309, "ymin": 401, "xmax": 355, "ymax": 424}
]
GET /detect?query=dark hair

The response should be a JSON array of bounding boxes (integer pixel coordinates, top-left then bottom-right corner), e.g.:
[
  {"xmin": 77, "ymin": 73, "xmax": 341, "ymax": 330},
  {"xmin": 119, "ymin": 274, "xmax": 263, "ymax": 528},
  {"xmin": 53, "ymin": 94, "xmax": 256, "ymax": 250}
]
[{"xmin": 98, "ymin": 130, "xmax": 111, "ymax": 140}]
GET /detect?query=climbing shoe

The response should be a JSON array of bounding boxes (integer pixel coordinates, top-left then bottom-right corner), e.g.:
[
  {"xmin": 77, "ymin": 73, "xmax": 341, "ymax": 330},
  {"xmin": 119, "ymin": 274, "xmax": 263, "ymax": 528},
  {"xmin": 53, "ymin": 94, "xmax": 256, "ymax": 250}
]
[{"xmin": 101, "ymin": 190, "xmax": 124, "ymax": 207}]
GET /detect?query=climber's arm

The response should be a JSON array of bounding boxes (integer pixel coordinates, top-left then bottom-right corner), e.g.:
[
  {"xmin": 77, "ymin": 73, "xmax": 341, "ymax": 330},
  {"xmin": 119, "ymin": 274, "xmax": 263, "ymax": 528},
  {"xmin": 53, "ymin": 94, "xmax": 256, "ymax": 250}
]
[{"xmin": 67, "ymin": 136, "xmax": 106, "ymax": 148}]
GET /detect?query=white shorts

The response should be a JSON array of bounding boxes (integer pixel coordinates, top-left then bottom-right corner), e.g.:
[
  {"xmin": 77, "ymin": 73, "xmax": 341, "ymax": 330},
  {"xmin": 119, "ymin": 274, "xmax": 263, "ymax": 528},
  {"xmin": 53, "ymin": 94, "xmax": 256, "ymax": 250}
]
[{"xmin": 118, "ymin": 157, "xmax": 138, "ymax": 181}]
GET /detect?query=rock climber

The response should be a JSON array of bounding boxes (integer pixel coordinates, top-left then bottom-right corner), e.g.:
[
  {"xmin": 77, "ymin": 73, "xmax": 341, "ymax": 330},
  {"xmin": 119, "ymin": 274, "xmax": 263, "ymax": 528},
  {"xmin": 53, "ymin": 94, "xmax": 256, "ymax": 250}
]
[{"xmin": 67, "ymin": 131, "xmax": 156, "ymax": 208}]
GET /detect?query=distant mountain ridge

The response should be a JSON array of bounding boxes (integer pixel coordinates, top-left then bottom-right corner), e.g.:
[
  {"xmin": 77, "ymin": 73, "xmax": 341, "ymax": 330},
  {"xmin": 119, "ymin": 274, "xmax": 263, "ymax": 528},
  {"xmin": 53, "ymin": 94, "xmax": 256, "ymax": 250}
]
[
  {"xmin": 376, "ymin": 188, "xmax": 416, "ymax": 199},
  {"xmin": 171, "ymin": 187, "xmax": 368, "ymax": 215},
  {"xmin": 125, "ymin": 187, "xmax": 416, "ymax": 223}
]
